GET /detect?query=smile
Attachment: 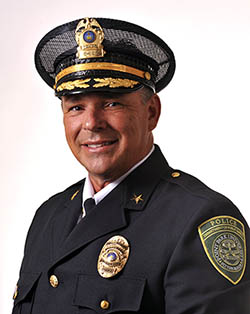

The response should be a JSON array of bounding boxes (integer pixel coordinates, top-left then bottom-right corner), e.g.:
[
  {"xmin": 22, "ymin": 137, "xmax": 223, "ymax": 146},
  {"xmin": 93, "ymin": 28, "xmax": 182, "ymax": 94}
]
[{"xmin": 84, "ymin": 140, "xmax": 118, "ymax": 148}]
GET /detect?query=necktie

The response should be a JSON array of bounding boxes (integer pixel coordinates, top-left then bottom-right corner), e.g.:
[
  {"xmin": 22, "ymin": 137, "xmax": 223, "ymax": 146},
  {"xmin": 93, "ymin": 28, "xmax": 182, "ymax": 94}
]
[
  {"xmin": 77, "ymin": 198, "xmax": 95, "ymax": 224},
  {"xmin": 84, "ymin": 198, "xmax": 96, "ymax": 214}
]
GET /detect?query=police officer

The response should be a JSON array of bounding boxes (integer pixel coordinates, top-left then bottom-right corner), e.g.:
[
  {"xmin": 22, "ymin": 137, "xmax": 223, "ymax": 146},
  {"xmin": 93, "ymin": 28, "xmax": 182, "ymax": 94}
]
[{"xmin": 12, "ymin": 17, "xmax": 250, "ymax": 314}]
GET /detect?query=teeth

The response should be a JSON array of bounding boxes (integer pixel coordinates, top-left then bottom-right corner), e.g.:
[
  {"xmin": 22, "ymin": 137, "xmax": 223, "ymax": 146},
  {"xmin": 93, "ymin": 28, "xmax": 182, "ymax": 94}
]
[
  {"xmin": 88, "ymin": 144, "xmax": 103, "ymax": 148},
  {"xmin": 87, "ymin": 141, "xmax": 114, "ymax": 148}
]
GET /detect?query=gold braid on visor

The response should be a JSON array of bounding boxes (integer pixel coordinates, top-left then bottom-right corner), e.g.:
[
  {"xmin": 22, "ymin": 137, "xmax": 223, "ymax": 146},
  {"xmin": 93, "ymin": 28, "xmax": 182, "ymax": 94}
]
[{"xmin": 55, "ymin": 62, "xmax": 151, "ymax": 84}]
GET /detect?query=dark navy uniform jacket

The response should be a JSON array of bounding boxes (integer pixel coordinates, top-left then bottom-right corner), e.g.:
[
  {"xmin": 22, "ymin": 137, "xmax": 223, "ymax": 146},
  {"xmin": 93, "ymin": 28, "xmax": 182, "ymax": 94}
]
[{"xmin": 12, "ymin": 145, "xmax": 250, "ymax": 313}]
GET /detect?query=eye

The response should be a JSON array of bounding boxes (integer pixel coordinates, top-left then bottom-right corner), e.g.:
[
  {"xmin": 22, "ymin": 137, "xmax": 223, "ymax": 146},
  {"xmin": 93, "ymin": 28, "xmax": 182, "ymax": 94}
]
[
  {"xmin": 104, "ymin": 102, "xmax": 123, "ymax": 109},
  {"xmin": 69, "ymin": 105, "xmax": 82, "ymax": 111}
]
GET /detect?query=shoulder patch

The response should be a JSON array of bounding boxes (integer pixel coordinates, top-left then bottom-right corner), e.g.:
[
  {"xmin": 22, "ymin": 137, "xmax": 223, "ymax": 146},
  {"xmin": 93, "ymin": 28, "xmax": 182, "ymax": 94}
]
[{"xmin": 198, "ymin": 216, "xmax": 246, "ymax": 285}]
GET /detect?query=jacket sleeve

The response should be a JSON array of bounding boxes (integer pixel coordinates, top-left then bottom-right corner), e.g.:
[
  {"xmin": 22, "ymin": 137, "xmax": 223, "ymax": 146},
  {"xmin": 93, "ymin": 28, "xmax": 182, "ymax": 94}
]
[{"xmin": 163, "ymin": 197, "xmax": 250, "ymax": 314}]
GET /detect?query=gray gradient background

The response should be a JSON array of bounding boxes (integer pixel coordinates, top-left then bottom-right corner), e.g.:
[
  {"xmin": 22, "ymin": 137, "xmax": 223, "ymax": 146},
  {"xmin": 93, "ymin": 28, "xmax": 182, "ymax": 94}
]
[{"xmin": 1, "ymin": 0, "xmax": 250, "ymax": 312}]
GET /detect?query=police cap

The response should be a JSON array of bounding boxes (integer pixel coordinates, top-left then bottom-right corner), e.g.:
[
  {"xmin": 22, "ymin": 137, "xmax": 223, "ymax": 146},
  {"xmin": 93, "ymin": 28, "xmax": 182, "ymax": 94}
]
[{"xmin": 35, "ymin": 17, "xmax": 175, "ymax": 97}]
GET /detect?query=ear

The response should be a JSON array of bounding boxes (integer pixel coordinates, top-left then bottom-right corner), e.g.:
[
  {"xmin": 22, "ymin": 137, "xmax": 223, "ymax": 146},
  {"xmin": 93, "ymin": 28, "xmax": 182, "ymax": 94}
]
[{"xmin": 147, "ymin": 93, "xmax": 161, "ymax": 131}]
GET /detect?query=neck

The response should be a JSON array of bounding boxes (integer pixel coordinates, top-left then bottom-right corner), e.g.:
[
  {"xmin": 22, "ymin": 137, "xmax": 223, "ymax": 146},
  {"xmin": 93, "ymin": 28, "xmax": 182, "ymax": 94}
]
[{"xmin": 89, "ymin": 176, "xmax": 111, "ymax": 193}]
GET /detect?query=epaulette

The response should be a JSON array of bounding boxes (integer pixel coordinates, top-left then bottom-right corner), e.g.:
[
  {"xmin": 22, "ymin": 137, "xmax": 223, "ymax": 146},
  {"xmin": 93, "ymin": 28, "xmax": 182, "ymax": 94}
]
[{"xmin": 165, "ymin": 169, "xmax": 229, "ymax": 203}]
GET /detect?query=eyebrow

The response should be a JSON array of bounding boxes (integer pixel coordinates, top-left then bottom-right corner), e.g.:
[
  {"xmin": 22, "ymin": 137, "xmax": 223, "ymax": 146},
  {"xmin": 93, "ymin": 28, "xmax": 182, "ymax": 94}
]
[{"xmin": 63, "ymin": 92, "xmax": 127, "ymax": 102}]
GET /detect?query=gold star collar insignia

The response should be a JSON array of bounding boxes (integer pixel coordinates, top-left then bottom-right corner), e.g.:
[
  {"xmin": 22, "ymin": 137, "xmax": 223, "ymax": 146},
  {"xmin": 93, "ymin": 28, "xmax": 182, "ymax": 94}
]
[{"xmin": 131, "ymin": 194, "xmax": 143, "ymax": 204}]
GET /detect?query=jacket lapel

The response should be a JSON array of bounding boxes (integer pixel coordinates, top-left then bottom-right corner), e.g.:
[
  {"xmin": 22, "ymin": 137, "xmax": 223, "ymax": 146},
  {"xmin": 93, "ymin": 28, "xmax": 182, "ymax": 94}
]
[
  {"xmin": 52, "ymin": 182, "xmax": 127, "ymax": 264},
  {"xmin": 51, "ymin": 184, "xmax": 84, "ymax": 258},
  {"xmin": 50, "ymin": 145, "xmax": 171, "ymax": 266}
]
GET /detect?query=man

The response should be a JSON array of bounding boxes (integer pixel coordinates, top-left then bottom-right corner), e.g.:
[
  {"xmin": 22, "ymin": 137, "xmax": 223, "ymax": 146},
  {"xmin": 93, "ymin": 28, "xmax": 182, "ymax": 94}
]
[{"xmin": 12, "ymin": 17, "xmax": 249, "ymax": 314}]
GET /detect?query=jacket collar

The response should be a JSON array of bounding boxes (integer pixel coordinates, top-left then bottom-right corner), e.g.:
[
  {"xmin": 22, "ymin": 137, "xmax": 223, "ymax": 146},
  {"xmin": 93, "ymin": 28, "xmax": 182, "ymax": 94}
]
[{"xmin": 123, "ymin": 144, "xmax": 171, "ymax": 210}]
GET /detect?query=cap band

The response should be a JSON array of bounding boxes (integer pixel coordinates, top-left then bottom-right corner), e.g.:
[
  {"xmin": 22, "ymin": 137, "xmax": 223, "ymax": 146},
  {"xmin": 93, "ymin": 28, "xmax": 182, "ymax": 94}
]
[{"xmin": 55, "ymin": 62, "xmax": 150, "ymax": 84}]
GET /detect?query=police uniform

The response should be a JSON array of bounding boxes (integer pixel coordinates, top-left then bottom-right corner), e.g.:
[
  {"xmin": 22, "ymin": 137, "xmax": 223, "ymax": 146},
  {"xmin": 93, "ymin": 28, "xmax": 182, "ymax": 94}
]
[{"xmin": 12, "ymin": 17, "xmax": 250, "ymax": 313}]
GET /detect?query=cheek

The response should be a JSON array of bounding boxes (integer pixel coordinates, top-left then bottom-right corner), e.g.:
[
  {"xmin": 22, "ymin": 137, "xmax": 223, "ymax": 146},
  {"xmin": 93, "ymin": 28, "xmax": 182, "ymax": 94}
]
[
  {"xmin": 63, "ymin": 117, "xmax": 80, "ymax": 140},
  {"xmin": 119, "ymin": 118, "xmax": 147, "ymax": 146},
  {"xmin": 63, "ymin": 119, "xmax": 82, "ymax": 152},
  {"xmin": 129, "ymin": 113, "xmax": 149, "ymax": 134},
  {"xmin": 117, "ymin": 117, "xmax": 136, "ymax": 139}
]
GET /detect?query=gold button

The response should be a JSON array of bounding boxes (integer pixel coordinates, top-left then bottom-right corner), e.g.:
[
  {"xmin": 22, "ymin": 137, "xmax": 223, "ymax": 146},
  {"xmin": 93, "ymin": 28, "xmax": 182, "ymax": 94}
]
[
  {"xmin": 13, "ymin": 285, "xmax": 18, "ymax": 300},
  {"xmin": 144, "ymin": 72, "xmax": 151, "ymax": 80},
  {"xmin": 49, "ymin": 275, "xmax": 59, "ymax": 288},
  {"xmin": 100, "ymin": 300, "xmax": 110, "ymax": 310},
  {"xmin": 172, "ymin": 171, "xmax": 181, "ymax": 178}
]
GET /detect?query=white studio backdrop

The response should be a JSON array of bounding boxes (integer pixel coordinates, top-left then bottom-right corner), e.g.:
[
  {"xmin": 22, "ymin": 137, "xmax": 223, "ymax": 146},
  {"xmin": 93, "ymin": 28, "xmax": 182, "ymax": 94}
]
[{"xmin": 1, "ymin": 0, "xmax": 250, "ymax": 312}]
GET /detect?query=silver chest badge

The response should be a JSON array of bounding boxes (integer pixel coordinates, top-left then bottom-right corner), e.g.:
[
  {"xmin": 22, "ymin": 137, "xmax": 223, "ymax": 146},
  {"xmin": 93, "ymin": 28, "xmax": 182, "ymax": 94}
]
[{"xmin": 97, "ymin": 235, "xmax": 130, "ymax": 278}]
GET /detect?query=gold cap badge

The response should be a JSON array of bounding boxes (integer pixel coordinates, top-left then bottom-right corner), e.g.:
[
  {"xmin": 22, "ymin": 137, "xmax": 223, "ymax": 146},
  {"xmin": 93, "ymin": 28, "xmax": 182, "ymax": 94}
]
[
  {"xmin": 97, "ymin": 235, "xmax": 130, "ymax": 278},
  {"xmin": 75, "ymin": 18, "xmax": 105, "ymax": 59}
]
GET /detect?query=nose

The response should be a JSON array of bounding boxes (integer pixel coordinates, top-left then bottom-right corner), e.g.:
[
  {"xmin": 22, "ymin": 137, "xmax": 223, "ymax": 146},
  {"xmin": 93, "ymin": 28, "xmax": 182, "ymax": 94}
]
[{"xmin": 82, "ymin": 107, "xmax": 106, "ymax": 131}]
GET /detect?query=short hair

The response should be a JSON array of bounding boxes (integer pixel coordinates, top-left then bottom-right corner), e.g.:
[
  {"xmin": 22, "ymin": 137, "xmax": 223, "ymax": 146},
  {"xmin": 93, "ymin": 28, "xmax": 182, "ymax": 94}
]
[{"xmin": 140, "ymin": 87, "xmax": 155, "ymax": 103}]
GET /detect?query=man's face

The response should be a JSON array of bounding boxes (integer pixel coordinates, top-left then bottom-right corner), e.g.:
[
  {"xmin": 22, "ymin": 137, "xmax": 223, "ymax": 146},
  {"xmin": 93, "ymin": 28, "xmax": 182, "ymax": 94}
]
[{"xmin": 61, "ymin": 89, "xmax": 161, "ymax": 191}]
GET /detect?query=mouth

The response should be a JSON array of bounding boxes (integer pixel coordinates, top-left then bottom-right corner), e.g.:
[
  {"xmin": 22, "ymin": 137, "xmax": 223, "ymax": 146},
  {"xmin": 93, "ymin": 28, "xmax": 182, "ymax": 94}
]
[{"xmin": 83, "ymin": 140, "xmax": 118, "ymax": 149}]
